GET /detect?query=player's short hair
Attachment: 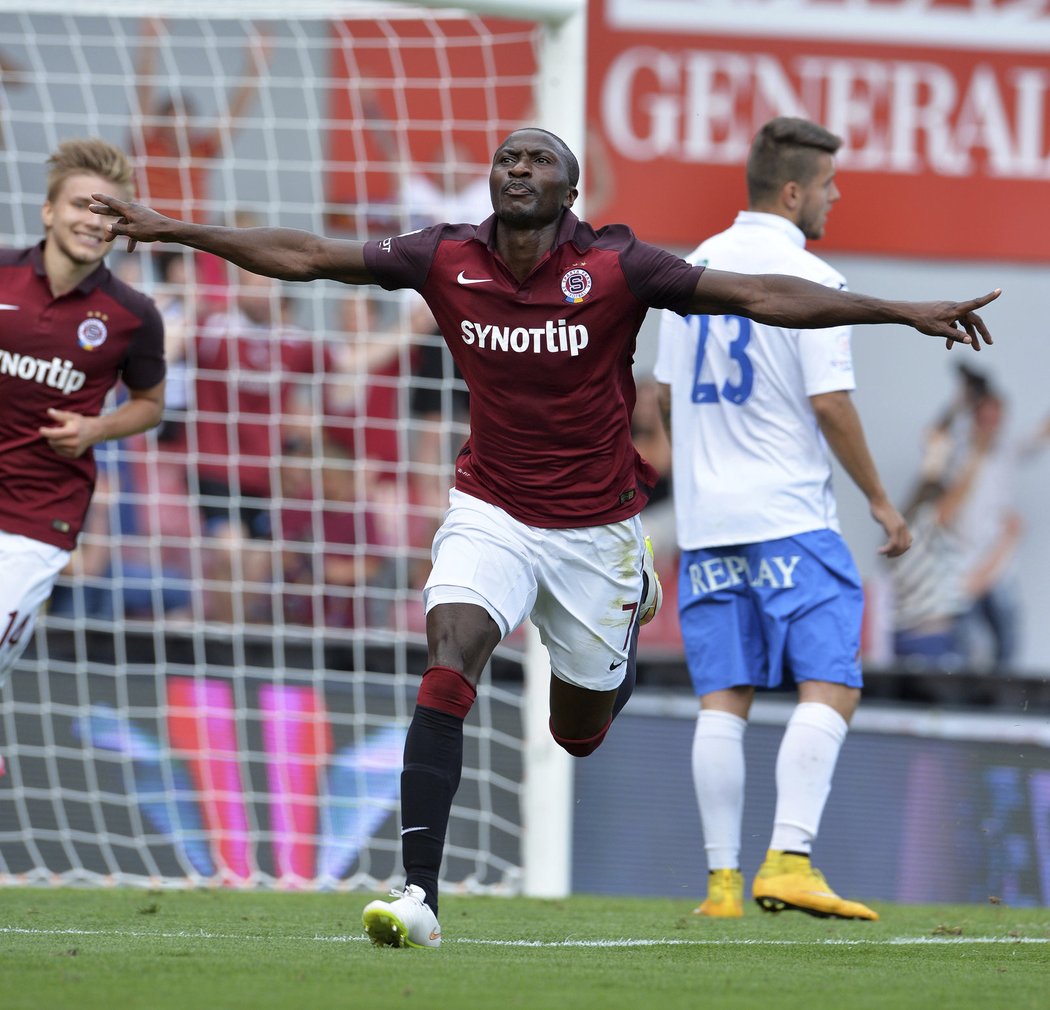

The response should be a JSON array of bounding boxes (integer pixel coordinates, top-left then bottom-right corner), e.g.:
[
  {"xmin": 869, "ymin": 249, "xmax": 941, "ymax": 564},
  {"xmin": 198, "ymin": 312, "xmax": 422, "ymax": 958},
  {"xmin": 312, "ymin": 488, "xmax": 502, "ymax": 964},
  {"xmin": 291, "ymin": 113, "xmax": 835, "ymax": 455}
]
[
  {"xmin": 503, "ymin": 128, "xmax": 581, "ymax": 188},
  {"xmin": 535, "ymin": 129, "xmax": 580, "ymax": 188},
  {"xmin": 46, "ymin": 137, "xmax": 135, "ymax": 203},
  {"xmin": 746, "ymin": 117, "xmax": 842, "ymax": 207}
]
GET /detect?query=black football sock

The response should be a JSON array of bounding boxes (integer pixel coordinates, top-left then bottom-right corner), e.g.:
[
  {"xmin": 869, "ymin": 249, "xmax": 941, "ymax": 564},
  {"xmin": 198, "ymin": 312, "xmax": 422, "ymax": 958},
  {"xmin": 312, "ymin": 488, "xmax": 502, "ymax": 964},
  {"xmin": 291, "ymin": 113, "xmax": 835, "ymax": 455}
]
[{"xmin": 399, "ymin": 704, "xmax": 464, "ymax": 917}]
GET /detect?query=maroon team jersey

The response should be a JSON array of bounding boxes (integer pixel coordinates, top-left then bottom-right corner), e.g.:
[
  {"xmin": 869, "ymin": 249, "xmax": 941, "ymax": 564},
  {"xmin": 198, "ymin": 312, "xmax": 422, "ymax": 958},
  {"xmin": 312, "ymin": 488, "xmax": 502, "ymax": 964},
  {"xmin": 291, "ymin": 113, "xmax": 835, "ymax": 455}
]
[
  {"xmin": 0, "ymin": 243, "xmax": 166, "ymax": 549},
  {"xmin": 364, "ymin": 210, "xmax": 703, "ymax": 527}
]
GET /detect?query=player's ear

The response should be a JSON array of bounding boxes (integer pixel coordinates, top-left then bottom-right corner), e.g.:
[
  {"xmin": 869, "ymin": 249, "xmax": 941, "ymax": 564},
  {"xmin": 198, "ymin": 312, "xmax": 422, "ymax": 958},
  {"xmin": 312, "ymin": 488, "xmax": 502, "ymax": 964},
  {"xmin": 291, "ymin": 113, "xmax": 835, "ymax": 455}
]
[
  {"xmin": 563, "ymin": 185, "xmax": 578, "ymax": 209},
  {"xmin": 41, "ymin": 200, "xmax": 54, "ymax": 229}
]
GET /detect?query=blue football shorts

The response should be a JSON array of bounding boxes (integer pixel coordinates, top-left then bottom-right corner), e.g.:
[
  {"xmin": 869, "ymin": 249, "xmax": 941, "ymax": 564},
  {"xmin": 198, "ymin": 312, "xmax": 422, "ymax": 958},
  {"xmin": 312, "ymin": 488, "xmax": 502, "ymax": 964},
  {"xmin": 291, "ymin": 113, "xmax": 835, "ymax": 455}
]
[{"xmin": 677, "ymin": 528, "xmax": 864, "ymax": 696}]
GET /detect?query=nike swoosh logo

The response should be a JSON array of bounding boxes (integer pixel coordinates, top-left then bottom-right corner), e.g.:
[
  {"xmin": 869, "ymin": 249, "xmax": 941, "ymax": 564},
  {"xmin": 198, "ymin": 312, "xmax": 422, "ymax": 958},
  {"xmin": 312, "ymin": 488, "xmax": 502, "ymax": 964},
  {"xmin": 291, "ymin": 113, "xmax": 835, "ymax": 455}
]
[
  {"xmin": 456, "ymin": 271, "xmax": 493, "ymax": 285},
  {"xmin": 0, "ymin": 304, "xmax": 20, "ymax": 310},
  {"xmin": 608, "ymin": 659, "xmax": 626, "ymax": 671},
  {"xmin": 429, "ymin": 930, "xmax": 442, "ymax": 941},
  {"xmin": 400, "ymin": 825, "xmax": 431, "ymax": 836}
]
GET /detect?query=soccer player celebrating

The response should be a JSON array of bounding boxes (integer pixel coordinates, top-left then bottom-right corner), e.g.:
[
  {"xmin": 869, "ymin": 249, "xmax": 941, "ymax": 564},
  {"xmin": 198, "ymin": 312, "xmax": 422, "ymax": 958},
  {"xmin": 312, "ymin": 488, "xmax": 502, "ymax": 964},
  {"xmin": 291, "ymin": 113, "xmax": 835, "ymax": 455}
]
[
  {"xmin": 655, "ymin": 117, "xmax": 905, "ymax": 921},
  {"xmin": 90, "ymin": 127, "xmax": 996, "ymax": 947},
  {"xmin": 0, "ymin": 139, "xmax": 166, "ymax": 774}
]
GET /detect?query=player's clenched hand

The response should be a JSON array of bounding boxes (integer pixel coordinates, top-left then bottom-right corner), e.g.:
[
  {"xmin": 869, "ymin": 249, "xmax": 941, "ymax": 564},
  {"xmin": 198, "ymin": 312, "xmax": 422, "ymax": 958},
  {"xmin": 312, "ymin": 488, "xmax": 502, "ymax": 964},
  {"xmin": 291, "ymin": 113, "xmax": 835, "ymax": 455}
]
[
  {"xmin": 907, "ymin": 289, "xmax": 1000, "ymax": 352},
  {"xmin": 89, "ymin": 192, "xmax": 171, "ymax": 252},
  {"xmin": 39, "ymin": 408, "xmax": 101, "ymax": 459}
]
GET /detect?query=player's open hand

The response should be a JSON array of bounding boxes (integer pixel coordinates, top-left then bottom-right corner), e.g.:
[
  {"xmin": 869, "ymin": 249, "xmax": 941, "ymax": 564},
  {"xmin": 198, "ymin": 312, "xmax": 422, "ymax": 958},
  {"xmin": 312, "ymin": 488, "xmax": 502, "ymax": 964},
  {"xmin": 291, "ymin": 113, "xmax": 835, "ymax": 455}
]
[
  {"xmin": 89, "ymin": 193, "xmax": 172, "ymax": 253},
  {"xmin": 910, "ymin": 289, "xmax": 1000, "ymax": 351}
]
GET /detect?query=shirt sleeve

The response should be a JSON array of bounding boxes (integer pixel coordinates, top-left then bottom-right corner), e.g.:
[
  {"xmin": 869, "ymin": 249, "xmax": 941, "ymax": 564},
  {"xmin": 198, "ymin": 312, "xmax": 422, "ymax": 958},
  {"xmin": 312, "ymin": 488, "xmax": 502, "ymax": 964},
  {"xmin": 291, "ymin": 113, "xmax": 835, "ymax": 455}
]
[
  {"xmin": 363, "ymin": 224, "xmax": 447, "ymax": 291},
  {"xmin": 797, "ymin": 267, "xmax": 854, "ymax": 396},
  {"xmin": 611, "ymin": 227, "xmax": 704, "ymax": 314},
  {"xmin": 653, "ymin": 308, "xmax": 691, "ymax": 385},
  {"xmin": 799, "ymin": 324, "xmax": 855, "ymax": 396},
  {"xmin": 121, "ymin": 297, "xmax": 167, "ymax": 390}
]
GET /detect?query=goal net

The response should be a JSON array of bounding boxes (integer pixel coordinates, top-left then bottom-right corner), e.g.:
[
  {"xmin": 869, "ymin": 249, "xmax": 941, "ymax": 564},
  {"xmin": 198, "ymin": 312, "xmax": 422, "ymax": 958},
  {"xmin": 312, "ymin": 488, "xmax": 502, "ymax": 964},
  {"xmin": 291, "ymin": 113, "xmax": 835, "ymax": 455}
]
[{"xmin": 0, "ymin": 0, "xmax": 583, "ymax": 893}]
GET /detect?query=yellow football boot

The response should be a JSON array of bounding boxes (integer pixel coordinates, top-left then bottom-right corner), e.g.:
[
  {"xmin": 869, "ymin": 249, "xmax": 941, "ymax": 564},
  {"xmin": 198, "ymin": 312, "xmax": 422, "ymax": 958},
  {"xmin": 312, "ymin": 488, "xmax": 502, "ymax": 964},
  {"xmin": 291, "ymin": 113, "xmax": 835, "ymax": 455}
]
[
  {"xmin": 693, "ymin": 867, "xmax": 744, "ymax": 918},
  {"xmin": 752, "ymin": 850, "xmax": 878, "ymax": 921}
]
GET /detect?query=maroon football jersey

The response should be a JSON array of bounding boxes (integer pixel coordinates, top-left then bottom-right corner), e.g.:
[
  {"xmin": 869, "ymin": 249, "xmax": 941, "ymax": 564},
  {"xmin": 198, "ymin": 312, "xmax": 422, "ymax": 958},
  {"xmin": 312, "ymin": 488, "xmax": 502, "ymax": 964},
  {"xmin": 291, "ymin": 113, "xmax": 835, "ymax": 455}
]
[
  {"xmin": 0, "ymin": 244, "xmax": 166, "ymax": 549},
  {"xmin": 364, "ymin": 211, "xmax": 703, "ymax": 527}
]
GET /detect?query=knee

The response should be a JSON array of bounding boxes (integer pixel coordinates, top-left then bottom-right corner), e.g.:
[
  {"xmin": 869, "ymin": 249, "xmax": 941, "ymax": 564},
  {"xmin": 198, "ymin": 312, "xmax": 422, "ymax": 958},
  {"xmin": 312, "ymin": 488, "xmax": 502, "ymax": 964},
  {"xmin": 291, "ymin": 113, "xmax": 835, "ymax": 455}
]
[{"xmin": 548, "ymin": 716, "xmax": 612, "ymax": 757}]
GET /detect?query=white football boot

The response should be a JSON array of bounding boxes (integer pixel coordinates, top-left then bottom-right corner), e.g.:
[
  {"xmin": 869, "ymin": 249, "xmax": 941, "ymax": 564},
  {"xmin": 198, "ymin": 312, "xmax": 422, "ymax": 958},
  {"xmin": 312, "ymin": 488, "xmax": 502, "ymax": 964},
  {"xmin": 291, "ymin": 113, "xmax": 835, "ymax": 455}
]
[
  {"xmin": 640, "ymin": 535, "xmax": 663, "ymax": 625},
  {"xmin": 362, "ymin": 884, "xmax": 442, "ymax": 948}
]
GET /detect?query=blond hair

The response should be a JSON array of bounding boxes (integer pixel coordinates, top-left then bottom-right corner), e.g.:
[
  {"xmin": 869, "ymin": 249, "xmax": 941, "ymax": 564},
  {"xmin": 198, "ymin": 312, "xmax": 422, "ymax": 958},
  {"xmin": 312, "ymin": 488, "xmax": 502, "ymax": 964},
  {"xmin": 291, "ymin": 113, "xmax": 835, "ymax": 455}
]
[{"xmin": 46, "ymin": 137, "xmax": 134, "ymax": 203}]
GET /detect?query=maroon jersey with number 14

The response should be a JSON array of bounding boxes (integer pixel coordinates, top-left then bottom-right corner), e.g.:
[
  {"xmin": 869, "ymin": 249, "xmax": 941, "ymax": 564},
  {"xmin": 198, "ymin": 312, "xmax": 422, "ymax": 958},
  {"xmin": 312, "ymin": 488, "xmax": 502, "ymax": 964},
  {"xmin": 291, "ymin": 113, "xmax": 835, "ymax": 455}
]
[
  {"xmin": 364, "ymin": 210, "xmax": 703, "ymax": 528},
  {"xmin": 0, "ymin": 244, "xmax": 166, "ymax": 549}
]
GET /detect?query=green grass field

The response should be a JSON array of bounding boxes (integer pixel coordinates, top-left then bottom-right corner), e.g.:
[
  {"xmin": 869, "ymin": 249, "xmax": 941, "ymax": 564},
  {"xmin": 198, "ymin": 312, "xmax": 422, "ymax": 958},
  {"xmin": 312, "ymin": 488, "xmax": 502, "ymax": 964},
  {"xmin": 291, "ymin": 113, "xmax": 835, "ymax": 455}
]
[{"xmin": 1, "ymin": 889, "xmax": 1047, "ymax": 1010}]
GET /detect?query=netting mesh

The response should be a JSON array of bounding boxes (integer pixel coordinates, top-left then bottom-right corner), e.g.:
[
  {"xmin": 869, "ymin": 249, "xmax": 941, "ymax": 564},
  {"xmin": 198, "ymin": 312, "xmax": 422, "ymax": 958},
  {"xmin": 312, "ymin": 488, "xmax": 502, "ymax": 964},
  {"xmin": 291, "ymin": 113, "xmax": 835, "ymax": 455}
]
[{"xmin": 0, "ymin": 5, "xmax": 545, "ymax": 890}]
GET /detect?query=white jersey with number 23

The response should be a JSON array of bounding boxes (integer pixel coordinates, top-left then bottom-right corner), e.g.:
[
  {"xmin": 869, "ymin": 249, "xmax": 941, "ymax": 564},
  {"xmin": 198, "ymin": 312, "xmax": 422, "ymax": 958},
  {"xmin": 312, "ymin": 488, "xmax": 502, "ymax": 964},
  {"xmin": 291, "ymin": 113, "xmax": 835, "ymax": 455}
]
[{"xmin": 654, "ymin": 211, "xmax": 855, "ymax": 550}]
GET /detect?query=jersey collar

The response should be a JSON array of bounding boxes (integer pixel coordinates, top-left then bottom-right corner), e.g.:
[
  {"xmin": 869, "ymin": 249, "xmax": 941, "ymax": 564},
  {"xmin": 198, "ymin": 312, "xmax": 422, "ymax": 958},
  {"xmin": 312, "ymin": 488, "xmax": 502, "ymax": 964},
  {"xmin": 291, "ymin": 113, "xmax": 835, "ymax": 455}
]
[
  {"xmin": 733, "ymin": 210, "xmax": 807, "ymax": 249},
  {"xmin": 474, "ymin": 208, "xmax": 581, "ymax": 252},
  {"xmin": 30, "ymin": 239, "xmax": 111, "ymax": 295}
]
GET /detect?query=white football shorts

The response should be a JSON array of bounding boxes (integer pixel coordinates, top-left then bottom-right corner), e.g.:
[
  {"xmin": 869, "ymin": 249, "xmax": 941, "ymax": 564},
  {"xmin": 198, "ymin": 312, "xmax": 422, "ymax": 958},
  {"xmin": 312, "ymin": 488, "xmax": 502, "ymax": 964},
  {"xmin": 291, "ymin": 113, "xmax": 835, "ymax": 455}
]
[
  {"xmin": 0, "ymin": 530, "xmax": 71, "ymax": 688},
  {"xmin": 424, "ymin": 489, "xmax": 648, "ymax": 691}
]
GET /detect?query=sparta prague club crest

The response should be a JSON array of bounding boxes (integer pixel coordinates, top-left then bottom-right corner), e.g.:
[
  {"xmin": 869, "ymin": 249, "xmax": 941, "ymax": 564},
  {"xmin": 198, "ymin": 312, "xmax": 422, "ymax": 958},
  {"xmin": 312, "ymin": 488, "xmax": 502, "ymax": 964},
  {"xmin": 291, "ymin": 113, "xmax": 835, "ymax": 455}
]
[
  {"xmin": 77, "ymin": 312, "xmax": 109, "ymax": 351},
  {"xmin": 561, "ymin": 267, "xmax": 592, "ymax": 304}
]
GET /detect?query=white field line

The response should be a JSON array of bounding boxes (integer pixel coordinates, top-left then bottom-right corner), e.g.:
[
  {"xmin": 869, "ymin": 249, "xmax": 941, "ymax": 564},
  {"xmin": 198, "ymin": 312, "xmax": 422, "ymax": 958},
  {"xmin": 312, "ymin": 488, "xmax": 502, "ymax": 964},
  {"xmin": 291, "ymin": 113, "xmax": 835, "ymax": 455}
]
[{"xmin": 1, "ymin": 926, "xmax": 1047, "ymax": 947}]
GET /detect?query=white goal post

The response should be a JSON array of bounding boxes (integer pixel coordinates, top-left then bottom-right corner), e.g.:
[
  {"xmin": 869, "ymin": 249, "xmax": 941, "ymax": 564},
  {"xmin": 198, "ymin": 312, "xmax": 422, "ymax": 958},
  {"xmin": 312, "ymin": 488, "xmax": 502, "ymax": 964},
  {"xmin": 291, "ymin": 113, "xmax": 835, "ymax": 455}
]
[{"xmin": 0, "ymin": 0, "xmax": 583, "ymax": 896}]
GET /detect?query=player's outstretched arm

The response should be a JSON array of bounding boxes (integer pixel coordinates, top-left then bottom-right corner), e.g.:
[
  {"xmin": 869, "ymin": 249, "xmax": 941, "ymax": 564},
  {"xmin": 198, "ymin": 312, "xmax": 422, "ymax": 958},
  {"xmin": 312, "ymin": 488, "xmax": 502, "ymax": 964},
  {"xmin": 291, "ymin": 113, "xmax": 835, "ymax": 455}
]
[
  {"xmin": 690, "ymin": 268, "xmax": 998, "ymax": 350},
  {"xmin": 89, "ymin": 193, "xmax": 375, "ymax": 285}
]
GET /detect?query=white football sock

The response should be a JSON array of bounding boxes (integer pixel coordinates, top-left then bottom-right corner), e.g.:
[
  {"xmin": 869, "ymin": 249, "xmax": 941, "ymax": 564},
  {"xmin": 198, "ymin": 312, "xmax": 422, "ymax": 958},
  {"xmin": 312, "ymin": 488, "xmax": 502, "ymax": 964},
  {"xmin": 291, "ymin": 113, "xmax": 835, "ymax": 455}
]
[
  {"xmin": 769, "ymin": 701, "xmax": 849, "ymax": 854},
  {"xmin": 692, "ymin": 709, "xmax": 748, "ymax": 870}
]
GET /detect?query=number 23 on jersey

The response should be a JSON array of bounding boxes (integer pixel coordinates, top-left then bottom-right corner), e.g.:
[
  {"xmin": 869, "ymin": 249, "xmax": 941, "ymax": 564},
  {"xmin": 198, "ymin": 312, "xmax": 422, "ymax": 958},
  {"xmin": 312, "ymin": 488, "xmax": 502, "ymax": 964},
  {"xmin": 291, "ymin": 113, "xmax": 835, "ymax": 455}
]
[{"xmin": 688, "ymin": 314, "xmax": 754, "ymax": 405}]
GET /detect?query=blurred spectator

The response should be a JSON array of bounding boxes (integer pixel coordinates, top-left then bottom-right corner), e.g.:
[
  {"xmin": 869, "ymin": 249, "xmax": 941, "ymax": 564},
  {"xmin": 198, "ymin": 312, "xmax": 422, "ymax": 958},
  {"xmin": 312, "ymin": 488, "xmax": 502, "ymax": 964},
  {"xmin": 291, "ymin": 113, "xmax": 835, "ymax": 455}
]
[
  {"xmin": 405, "ymin": 298, "xmax": 470, "ymax": 586},
  {"xmin": 953, "ymin": 389, "xmax": 1025, "ymax": 669},
  {"xmin": 113, "ymin": 248, "xmax": 195, "ymax": 445},
  {"xmin": 324, "ymin": 292, "xmax": 417, "ymax": 471},
  {"xmin": 149, "ymin": 249, "xmax": 194, "ymax": 444},
  {"xmin": 129, "ymin": 18, "xmax": 273, "ymax": 310},
  {"xmin": 0, "ymin": 49, "xmax": 26, "ymax": 150},
  {"xmin": 892, "ymin": 370, "xmax": 1025, "ymax": 671},
  {"xmin": 277, "ymin": 433, "xmax": 388, "ymax": 630},
  {"xmin": 631, "ymin": 376, "xmax": 674, "ymax": 563},
  {"xmin": 362, "ymin": 90, "xmax": 491, "ymax": 230},
  {"xmin": 188, "ymin": 265, "xmax": 329, "ymax": 623},
  {"xmin": 323, "ymin": 292, "xmax": 461, "ymax": 591},
  {"xmin": 49, "ymin": 440, "xmax": 191, "ymax": 621},
  {"xmin": 887, "ymin": 428, "xmax": 974, "ymax": 669},
  {"xmin": 130, "ymin": 17, "xmax": 273, "ymax": 224},
  {"xmin": 393, "ymin": 140, "xmax": 491, "ymax": 229}
]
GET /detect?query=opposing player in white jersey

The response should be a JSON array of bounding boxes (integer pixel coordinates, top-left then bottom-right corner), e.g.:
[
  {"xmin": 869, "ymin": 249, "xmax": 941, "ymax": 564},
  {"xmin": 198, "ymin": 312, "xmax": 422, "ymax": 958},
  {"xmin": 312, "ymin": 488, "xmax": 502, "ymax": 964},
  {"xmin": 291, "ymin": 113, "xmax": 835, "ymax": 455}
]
[{"xmin": 655, "ymin": 117, "xmax": 910, "ymax": 921}]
